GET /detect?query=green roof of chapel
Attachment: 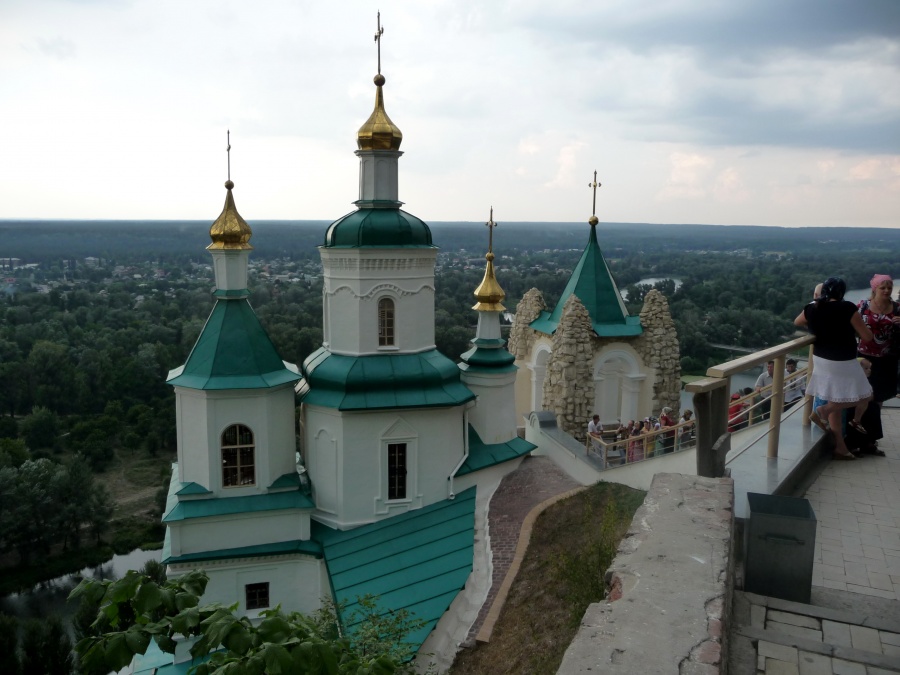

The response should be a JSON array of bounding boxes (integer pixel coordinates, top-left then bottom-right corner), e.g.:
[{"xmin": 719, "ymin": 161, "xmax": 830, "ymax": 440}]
[
  {"xmin": 323, "ymin": 206, "xmax": 433, "ymax": 248},
  {"xmin": 529, "ymin": 224, "xmax": 642, "ymax": 337},
  {"xmin": 298, "ymin": 347, "xmax": 476, "ymax": 410},
  {"xmin": 313, "ymin": 486, "xmax": 477, "ymax": 651},
  {"xmin": 457, "ymin": 426, "xmax": 535, "ymax": 476},
  {"xmin": 167, "ymin": 298, "xmax": 301, "ymax": 390}
]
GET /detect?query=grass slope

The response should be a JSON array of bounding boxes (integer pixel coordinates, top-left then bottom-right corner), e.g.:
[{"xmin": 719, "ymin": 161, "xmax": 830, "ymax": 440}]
[{"xmin": 449, "ymin": 481, "xmax": 645, "ymax": 675}]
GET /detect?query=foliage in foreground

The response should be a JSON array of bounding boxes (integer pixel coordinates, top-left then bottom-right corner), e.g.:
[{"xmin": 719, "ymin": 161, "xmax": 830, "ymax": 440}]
[{"xmin": 70, "ymin": 569, "xmax": 424, "ymax": 675}]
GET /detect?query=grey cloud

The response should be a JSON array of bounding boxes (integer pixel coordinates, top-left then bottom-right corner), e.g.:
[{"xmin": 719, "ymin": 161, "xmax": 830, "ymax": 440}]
[
  {"xmin": 539, "ymin": 1, "xmax": 900, "ymax": 153},
  {"xmin": 625, "ymin": 89, "xmax": 900, "ymax": 153},
  {"xmin": 518, "ymin": 0, "xmax": 900, "ymax": 60}
]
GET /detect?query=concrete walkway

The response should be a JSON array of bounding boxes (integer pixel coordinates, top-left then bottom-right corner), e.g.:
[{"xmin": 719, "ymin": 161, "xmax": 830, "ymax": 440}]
[{"xmin": 730, "ymin": 407, "xmax": 900, "ymax": 674}]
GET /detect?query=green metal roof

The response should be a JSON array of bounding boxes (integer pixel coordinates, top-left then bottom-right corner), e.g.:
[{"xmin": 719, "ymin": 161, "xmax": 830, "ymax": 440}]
[
  {"xmin": 298, "ymin": 348, "xmax": 476, "ymax": 411},
  {"xmin": 166, "ymin": 298, "xmax": 301, "ymax": 390},
  {"xmin": 162, "ymin": 538, "xmax": 322, "ymax": 565},
  {"xmin": 529, "ymin": 224, "xmax": 642, "ymax": 338},
  {"xmin": 163, "ymin": 489, "xmax": 315, "ymax": 523},
  {"xmin": 313, "ymin": 486, "xmax": 477, "ymax": 651},
  {"xmin": 175, "ymin": 481, "xmax": 212, "ymax": 496},
  {"xmin": 459, "ymin": 341, "xmax": 516, "ymax": 372},
  {"xmin": 323, "ymin": 207, "xmax": 434, "ymax": 248},
  {"xmin": 268, "ymin": 472, "xmax": 301, "ymax": 490},
  {"xmin": 457, "ymin": 426, "xmax": 535, "ymax": 476}
]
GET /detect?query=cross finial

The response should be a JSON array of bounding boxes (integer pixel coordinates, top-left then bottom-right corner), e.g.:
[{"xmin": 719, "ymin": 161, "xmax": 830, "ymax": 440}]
[
  {"xmin": 374, "ymin": 11, "xmax": 384, "ymax": 75},
  {"xmin": 588, "ymin": 170, "xmax": 601, "ymax": 218},
  {"xmin": 485, "ymin": 206, "xmax": 497, "ymax": 254},
  {"xmin": 226, "ymin": 130, "xmax": 232, "ymax": 182}
]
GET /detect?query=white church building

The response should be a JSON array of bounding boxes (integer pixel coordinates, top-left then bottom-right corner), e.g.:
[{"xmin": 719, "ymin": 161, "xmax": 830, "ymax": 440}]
[{"xmin": 139, "ymin": 34, "xmax": 536, "ymax": 674}]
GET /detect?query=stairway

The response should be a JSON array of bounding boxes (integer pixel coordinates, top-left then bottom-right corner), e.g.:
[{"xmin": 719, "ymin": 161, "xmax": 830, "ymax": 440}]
[{"xmin": 729, "ymin": 589, "xmax": 900, "ymax": 674}]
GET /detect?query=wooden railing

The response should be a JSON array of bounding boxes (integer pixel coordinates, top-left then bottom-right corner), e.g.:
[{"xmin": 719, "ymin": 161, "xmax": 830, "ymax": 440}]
[{"xmin": 685, "ymin": 335, "xmax": 815, "ymax": 477}]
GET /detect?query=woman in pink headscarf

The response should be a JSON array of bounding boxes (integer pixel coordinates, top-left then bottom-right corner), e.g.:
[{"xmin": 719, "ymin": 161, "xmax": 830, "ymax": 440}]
[
  {"xmin": 856, "ymin": 274, "xmax": 899, "ymax": 450},
  {"xmin": 857, "ymin": 274, "xmax": 899, "ymax": 402}
]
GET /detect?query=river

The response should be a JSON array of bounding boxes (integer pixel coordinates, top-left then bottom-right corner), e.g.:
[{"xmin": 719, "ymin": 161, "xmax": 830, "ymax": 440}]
[{"xmin": 0, "ymin": 548, "xmax": 161, "ymax": 629}]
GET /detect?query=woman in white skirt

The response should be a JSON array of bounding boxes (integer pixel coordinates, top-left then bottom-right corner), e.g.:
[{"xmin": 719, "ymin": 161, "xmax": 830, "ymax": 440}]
[{"xmin": 794, "ymin": 277, "xmax": 874, "ymax": 460}]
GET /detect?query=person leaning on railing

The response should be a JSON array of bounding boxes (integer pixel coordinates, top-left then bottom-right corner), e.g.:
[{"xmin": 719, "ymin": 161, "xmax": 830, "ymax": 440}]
[
  {"xmin": 783, "ymin": 358, "xmax": 805, "ymax": 411},
  {"xmin": 678, "ymin": 409, "xmax": 694, "ymax": 448},
  {"xmin": 728, "ymin": 393, "xmax": 748, "ymax": 432},
  {"xmin": 794, "ymin": 277, "xmax": 874, "ymax": 461}
]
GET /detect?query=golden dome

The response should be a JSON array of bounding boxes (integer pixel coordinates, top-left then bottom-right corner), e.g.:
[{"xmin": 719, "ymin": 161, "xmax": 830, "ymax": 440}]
[
  {"xmin": 207, "ymin": 180, "xmax": 253, "ymax": 250},
  {"xmin": 473, "ymin": 252, "xmax": 506, "ymax": 312},
  {"xmin": 357, "ymin": 74, "xmax": 403, "ymax": 151}
]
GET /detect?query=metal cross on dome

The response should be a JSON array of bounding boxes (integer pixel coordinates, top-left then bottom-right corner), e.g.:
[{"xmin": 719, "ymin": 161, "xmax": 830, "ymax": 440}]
[
  {"xmin": 226, "ymin": 130, "xmax": 231, "ymax": 182},
  {"xmin": 588, "ymin": 170, "xmax": 602, "ymax": 218},
  {"xmin": 374, "ymin": 11, "xmax": 384, "ymax": 75},
  {"xmin": 485, "ymin": 207, "xmax": 497, "ymax": 254}
]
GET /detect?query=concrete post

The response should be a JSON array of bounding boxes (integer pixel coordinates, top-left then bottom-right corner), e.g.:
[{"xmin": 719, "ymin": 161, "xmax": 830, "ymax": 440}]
[{"xmin": 687, "ymin": 377, "xmax": 729, "ymax": 478}]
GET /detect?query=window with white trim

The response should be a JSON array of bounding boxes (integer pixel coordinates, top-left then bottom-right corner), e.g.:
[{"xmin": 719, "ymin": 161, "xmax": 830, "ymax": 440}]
[
  {"xmin": 222, "ymin": 424, "xmax": 255, "ymax": 487},
  {"xmin": 378, "ymin": 298, "xmax": 395, "ymax": 347}
]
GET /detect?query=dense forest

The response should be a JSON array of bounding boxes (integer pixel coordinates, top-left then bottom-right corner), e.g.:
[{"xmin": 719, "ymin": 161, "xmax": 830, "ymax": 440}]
[{"xmin": 0, "ymin": 219, "xmax": 898, "ymax": 580}]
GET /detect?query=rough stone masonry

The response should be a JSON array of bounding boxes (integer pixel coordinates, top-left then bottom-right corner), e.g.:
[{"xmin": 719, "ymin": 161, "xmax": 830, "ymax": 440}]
[{"xmin": 558, "ymin": 473, "xmax": 735, "ymax": 674}]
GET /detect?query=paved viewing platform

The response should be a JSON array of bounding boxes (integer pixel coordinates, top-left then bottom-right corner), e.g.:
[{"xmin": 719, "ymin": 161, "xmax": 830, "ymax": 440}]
[{"xmin": 728, "ymin": 405, "xmax": 900, "ymax": 674}]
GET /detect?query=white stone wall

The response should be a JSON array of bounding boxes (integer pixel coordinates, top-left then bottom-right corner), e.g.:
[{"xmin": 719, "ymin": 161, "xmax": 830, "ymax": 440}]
[
  {"xmin": 174, "ymin": 385, "xmax": 298, "ymax": 495},
  {"xmin": 167, "ymin": 555, "xmax": 329, "ymax": 646},
  {"xmin": 303, "ymin": 404, "xmax": 467, "ymax": 529},
  {"xmin": 320, "ymin": 248, "xmax": 437, "ymax": 356},
  {"xmin": 168, "ymin": 510, "xmax": 311, "ymax": 559}
]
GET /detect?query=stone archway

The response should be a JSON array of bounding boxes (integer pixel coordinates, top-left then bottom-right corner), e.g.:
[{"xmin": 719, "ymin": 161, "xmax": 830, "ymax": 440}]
[{"xmin": 593, "ymin": 349, "xmax": 645, "ymax": 424}]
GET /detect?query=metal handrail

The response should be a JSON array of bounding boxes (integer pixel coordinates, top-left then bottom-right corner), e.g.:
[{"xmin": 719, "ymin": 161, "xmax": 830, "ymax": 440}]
[
  {"xmin": 686, "ymin": 334, "xmax": 816, "ymax": 474},
  {"xmin": 585, "ymin": 419, "xmax": 695, "ymax": 469}
]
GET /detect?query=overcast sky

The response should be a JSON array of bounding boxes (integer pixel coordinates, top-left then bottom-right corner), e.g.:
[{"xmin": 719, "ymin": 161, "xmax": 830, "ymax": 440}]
[{"xmin": 2, "ymin": 0, "xmax": 899, "ymax": 227}]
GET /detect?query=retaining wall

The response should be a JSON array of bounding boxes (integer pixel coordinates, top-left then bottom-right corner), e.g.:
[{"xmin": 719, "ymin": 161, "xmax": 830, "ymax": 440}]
[{"xmin": 558, "ymin": 473, "xmax": 736, "ymax": 674}]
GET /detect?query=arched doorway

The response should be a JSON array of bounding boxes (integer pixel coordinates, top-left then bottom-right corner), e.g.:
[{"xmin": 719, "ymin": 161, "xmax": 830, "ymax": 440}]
[{"xmin": 593, "ymin": 350, "xmax": 645, "ymax": 423}]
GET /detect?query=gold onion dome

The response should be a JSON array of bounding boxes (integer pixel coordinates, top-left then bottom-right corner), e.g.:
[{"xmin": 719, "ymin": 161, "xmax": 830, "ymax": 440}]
[
  {"xmin": 208, "ymin": 180, "xmax": 253, "ymax": 250},
  {"xmin": 473, "ymin": 252, "xmax": 506, "ymax": 312},
  {"xmin": 357, "ymin": 74, "xmax": 403, "ymax": 151}
]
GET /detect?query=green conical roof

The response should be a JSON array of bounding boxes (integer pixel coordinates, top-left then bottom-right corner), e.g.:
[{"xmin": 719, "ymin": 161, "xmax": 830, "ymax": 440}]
[
  {"xmin": 167, "ymin": 299, "xmax": 300, "ymax": 390},
  {"xmin": 529, "ymin": 224, "xmax": 642, "ymax": 337}
]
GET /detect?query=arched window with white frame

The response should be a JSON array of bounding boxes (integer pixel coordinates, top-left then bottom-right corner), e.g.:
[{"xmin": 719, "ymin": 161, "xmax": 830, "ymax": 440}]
[
  {"xmin": 378, "ymin": 297, "xmax": 395, "ymax": 347},
  {"xmin": 222, "ymin": 424, "xmax": 255, "ymax": 487}
]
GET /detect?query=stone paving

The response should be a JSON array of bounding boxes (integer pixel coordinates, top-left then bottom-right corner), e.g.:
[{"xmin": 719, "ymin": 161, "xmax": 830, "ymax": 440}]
[
  {"xmin": 804, "ymin": 410, "xmax": 900, "ymax": 601},
  {"xmin": 466, "ymin": 455, "xmax": 581, "ymax": 643},
  {"xmin": 734, "ymin": 408, "xmax": 900, "ymax": 675}
]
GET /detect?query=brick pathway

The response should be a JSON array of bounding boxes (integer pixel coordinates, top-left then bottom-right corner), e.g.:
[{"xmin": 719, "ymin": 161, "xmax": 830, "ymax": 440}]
[{"xmin": 466, "ymin": 455, "xmax": 581, "ymax": 643}]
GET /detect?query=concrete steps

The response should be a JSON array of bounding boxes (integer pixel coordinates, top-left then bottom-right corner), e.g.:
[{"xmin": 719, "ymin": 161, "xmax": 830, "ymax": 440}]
[{"xmin": 729, "ymin": 590, "xmax": 900, "ymax": 674}]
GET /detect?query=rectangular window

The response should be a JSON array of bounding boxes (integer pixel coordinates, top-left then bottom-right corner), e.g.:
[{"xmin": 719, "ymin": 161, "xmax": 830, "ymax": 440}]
[
  {"xmin": 378, "ymin": 299, "xmax": 395, "ymax": 346},
  {"xmin": 387, "ymin": 443, "xmax": 406, "ymax": 500},
  {"xmin": 245, "ymin": 582, "xmax": 270, "ymax": 610}
]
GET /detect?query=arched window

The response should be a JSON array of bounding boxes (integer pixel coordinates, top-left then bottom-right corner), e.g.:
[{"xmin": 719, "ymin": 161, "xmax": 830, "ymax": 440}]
[
  {"xmin": 378, "ymin": 298, "xmax": 395, "ymax": 347},
  {"xmin": 222, "ymin": 424, "xmax": 255, "ymax": 487}
]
